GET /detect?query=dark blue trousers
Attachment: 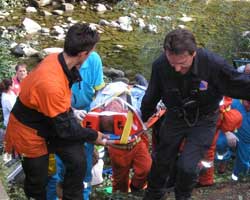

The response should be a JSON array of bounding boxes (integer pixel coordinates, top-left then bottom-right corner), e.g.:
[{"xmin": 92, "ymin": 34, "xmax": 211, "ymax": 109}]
[{"xmin": 144, "ymin": 111, "xmax": 219, "ymax": 200}]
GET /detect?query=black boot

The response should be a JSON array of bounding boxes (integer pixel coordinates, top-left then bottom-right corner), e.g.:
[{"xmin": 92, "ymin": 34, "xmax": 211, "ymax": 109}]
[
  {"xmin": 175, "ymin": 188, "xmax": 192, "ymax": 200},
  {"xmin": 130, "ymin": 183, "xmax": 144, "ymax": 197}
]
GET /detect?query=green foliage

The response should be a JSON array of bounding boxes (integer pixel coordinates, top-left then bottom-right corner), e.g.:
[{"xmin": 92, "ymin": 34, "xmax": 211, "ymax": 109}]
[
  {"xmin": 0, "ymin": 0, "xmax": 27, "ymax": 9},
  {"xmin": 7, "ymin": 185, "xmax": 26, "ymax": 200},
  {"xmin": 0, "ymin": 156, "xmax": 26, "ymax": 200},
  {"xmin": 234, "ymin": 33, "xmax": 250, "ymax": 59},
  {"xmin": 0, "ymin": 38, "xmax": 16, "ymax": 81}
]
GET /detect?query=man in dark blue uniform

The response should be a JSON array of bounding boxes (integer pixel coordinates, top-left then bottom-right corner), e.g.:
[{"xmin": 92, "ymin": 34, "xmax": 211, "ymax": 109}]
[{"xmin": 141, "ymin": 28, "xmax": 250, "ymax": 200}]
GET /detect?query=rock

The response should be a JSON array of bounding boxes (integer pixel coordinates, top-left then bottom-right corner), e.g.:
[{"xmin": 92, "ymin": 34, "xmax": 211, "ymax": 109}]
[
  {"xmin": 178, "ymin": 24, "xmax": 186, "ymax": 29},
  {"xmin": 10, "ymin": 41, "xmax": 18, "ymax": 49},
  {"xmin": 179, "ymin": 14, "xmax": 193, "ymax": 22},
  {"xmin": 52, "ymin": 10, "xmax": 64, "ymax": 15},
  {"xmin": 89, "ymin": 23, "xmax": 99, "ymax": 31},
  {"xmin": 242, "ymin": 31, "xmax": 250, "ymax": 37},
  {"xmin": 0, "ymin": 11, "xmax": 10, "ymax": 17},
  {"xmin": 109, "ymin": 21, "xmax": 120, "ymax": 28},
  {"xmin": 41, "ymin": 10, "xmax": 52, "ymax": 16},
  {"xmin": 23, "ymin": 47, "xmax": 39, "ymax": 57},
  {"xmin": 132, "ymin": 2, "xmax": 139, "ymax": 7},
  {"xmin": 115, "ymin": 44, "xmax": 124, "ymax": 49},
  {"xmin": 105, "ymin": 4, "xmax": 113, "ymax": 11},
  {"xmin": 81, "ymin": 1, "xmax": 88, "ymax": 5},
  {"xmin": 51, "ymin": 25, "xmax": 65, "ymax": 35},
  {"xmin": 0, "ymin": 26, "xmax": 6, "ymax": 36},
  {"xmin": 66, "ymin": 17, "xmax": 78, "ymax": 24},
  {"xmin": 22, "ymin": 17, "xmax": 41, "ymax": 34},
  {"xmin": 162, "ymin": 16, "xmax": 172, "ymax": 21},
  {"xmin": 119, "ymin": 23, "xmax": 133, "ymax": 32},
  {"xmin": 26, "ymin": 6, "xmax": 37, "ymax": 13},
  {"xmin": 11, "ymin": 43, "xmax": 38, "ymax": 57},
  {"xmin": 40, "ymin": 27, "xmax": 50, "ymax": 34},
  {"xmin": 12, "ymin": 16, "xmax": 19, "ymax": 20},
  {"xmin": 29, "ymin": 0, "xmax": 52, "ymax": 7},
  {"xmin": 38, "ymin": 47, "xmax": 63, "ymax": 59},
  {"xmin": 94, "ymin": 3, "xmax": 107, "ymax": 12},
  {"xmin": 136, "ymin": 18, "xmax": 146, "ymax": 29},
  {"xmin": 129, "ymin": 13, "xmax": 137, "ymax": 18},
  {"xmin": 61, "ymin": 3, "xmax": 74, "ymax": 12},
  {"xmin": 144, "ymin": 24, "xmax": 157, "ymax": 33},
  {"xmin": 99, "ymin": 19, "xmax": 110, "ymax": 26},
  {"xmin": 53, "ymin": 34, "xmax": 65, "ymax": 40},
  {"xmin": 43, "ymin": 47, "xmax": 63, "ymax": 54},
  {"xmin": 118, "ymin": 16, "xmax": 133, "ymax": 32},
  {"xmin": 7, "ymin": 26, "xmax": 18, "ymax": 32},
  {"xmin": 104, "ymin": 67, "xmax": 125, "ymax": 80},
  {"xmin": 118, "ymin": 16, "xmax": 131, "ymax": 25},
  {"xmin": 0, "ymin": 10, "xmax": 10, "ymax": 19}
]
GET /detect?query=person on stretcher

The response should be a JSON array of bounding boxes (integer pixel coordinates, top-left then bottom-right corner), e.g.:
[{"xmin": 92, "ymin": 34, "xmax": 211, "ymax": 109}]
[{"xmin": 82, "ymin": 81, "xmax": 165, "ymax": 193}]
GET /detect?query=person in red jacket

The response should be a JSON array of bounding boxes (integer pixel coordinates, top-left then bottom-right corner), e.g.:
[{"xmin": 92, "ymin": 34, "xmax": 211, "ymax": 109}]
[
  {"xmin": 11, "ymin": 63, "xmax": 28, "ymax": 95},
  {"xmin": 4, "ymin": 23, "xmax": 107, "ymax": 200},
  {"xmin": 198, "ymin": 97, "xmax": 242, "ymax": 186}
]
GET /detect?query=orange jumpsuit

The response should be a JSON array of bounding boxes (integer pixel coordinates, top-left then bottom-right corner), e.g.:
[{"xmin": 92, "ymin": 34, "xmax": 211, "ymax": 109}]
[{"xmin": 108, "ymin": 134, "xmax": 152, "ymax": 192}]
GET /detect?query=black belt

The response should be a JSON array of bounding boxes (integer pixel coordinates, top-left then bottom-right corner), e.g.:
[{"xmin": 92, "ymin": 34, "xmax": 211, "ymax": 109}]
[
  {"xmin": 109, "ymin": 137, "xmax": 141, "ymax": 150},
  {"xmin": 11, "ymin": 98, "xmax": 54, "ymax": 139}
]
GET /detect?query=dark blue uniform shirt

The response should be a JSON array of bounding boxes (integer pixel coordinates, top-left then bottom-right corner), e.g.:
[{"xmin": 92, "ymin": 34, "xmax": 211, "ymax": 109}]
[{"xmin": 141, "ymin": 48, "xmax": 250, "ymax": 122}]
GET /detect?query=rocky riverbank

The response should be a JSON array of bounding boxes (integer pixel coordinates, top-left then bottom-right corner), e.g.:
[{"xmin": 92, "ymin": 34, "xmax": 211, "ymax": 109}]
[{"xmin": 0, "ymin": 0, "xmax": 250, "ymax": 80}]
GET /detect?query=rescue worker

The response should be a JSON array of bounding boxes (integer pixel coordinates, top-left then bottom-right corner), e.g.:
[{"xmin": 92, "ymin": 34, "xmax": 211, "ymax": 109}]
[
  {"xmin": 141, "ymin": 28, "xmax": 250, "ymax": 200},
  {"xmin": 198, "ymin": 97, "xmax": 242, "ymax": 186},
  {"xmin": 4, "ymin": 23, "xmax": 107, "ymax": 200},
  {"xmin": 49, "ymin": 51, "xmax": 105, "ymax": 200},
  {"xmin": 216, "ymin": 65, "xmax": 250, "ymax": 180},
  {"xmin": 71, "ymin": 51, "xmax": 105, "ymax": 199},
  {"xmin": 230, "ymin": 99, "xmax": 250, "ymax": 181}
]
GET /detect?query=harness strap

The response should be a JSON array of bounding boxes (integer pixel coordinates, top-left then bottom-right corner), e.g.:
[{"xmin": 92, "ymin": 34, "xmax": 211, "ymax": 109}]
[
  {"xmin": 119, "ymin": 110, "xmax": 133, "ymax": 144},
  {"xmin": 110, "ymin": 136, "xmax": 141, "ymax": 150},
  {"xmin": 183, "ymin": 106, "xmax": 199, "ymax": 127}
]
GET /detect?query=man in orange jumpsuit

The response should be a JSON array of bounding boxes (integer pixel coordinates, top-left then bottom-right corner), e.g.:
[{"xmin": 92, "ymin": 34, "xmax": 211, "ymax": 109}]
[
  {"xmin": 4, "ymin": 23, "xmax": 106, "ymax": 200},
  {"xmin": 88, "ymin": 81, "xmax": 152, "ymax": 193}
]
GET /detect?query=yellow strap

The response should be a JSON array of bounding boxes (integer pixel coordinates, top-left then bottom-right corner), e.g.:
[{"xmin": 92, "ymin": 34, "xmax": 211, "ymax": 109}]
[
  {"xmin": 120, "ymin": 110, "xmax": 133, "ymax": 144},
  {"xmin": 222, "ymin": 105, "xmax": 231, "ymax": 113},
  {"xmin": 48, "ymin": 154, "xmax": 56, "ymax": 176}
]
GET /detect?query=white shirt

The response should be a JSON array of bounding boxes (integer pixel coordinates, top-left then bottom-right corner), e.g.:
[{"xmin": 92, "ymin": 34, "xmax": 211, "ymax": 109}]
[{"xmin": 1, "ymin": 91, "xmax": 17, "ymax": 127}]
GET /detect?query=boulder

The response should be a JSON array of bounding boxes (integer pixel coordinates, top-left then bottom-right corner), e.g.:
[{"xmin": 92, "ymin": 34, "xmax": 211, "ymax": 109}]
[
  {"xmin": 22, "ymin": 17, "xmax": 41, "ymax": 34},
  {"xmin": 29, "ymin": 0, "xmax": 52, "ymax": 7}
]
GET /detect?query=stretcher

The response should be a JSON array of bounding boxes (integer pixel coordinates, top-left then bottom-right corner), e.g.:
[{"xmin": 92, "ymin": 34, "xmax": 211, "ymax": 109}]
[
  {"xmin": 82, "ymin": 97, "xmax": 166, "ymax": 144},
  {"xmin": 233, "ymin": 58, "xmax": 250, "ymax": 68}
]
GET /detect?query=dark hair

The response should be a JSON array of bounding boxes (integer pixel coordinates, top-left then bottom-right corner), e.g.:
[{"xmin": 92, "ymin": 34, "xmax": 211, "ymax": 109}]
[
  {"xmin": 0, "ymin": 78, "xmax": 13, "ymax": 93},
  {"xmin": 15, "ymin": 63, "xmax": 27, "ymax": 72},
  {"xmin": 163, "ymin": 29, "xmax": 197, "ymax": 55},
  {"xmin": 64, "ymin": 23, "xmax": 100, "ymax": 56}
]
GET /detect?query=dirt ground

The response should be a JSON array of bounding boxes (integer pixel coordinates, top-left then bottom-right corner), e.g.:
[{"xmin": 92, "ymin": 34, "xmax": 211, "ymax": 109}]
[
  {"xmin": 92, "ymin": 161, "xmax": 250, "ymax": 200},
  {"xmin": 93, "ymin": 180, "xmax": 250, "ymax": 200},
  {"xmin": 192, "ymin": 181, "xmax": 250, "ymax": 200}
]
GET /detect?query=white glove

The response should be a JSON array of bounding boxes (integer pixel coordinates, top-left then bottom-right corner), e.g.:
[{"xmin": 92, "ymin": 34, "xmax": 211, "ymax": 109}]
[
  {"xmin": 73, "ymin": 109, "xmax": 87, "ymax": 121},
  {"xmin": 3, "ymin": 153, "xmax": 12, "ymax": 163},
  {"xmin": 225, "ymin": 131, "xmax": 239, "ymax": 147}
]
